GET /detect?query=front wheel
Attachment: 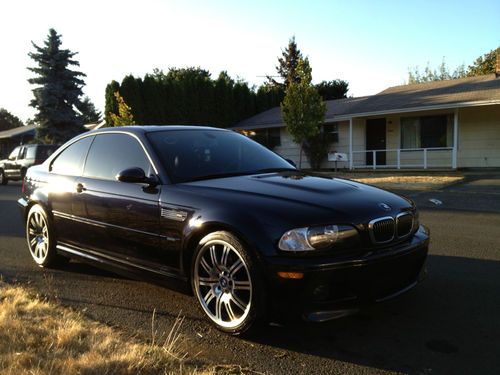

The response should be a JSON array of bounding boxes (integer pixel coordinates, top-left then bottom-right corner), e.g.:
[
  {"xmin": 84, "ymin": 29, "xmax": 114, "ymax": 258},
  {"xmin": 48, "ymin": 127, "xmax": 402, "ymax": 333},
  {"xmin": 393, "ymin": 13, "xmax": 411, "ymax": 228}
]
[
  {"xmin": 26, "ymin": 204, "xmax": 67, "ymax": 267},
  {"xmin": 192, "ymin": 231, "xmax": 265, "ymax": 335}
]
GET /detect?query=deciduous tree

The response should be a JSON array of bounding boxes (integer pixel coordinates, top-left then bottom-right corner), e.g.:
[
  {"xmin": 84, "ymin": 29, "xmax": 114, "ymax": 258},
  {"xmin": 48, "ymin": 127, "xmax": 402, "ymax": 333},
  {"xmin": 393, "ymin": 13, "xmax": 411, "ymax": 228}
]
[
  {"xmin": 109, "ymin": 92, "xmax": 135, "ymax": 126},
  {"xmin": 467, "ymin": 48, "xmax": 498, "ymax": 76},
  {"xmin": 316, "ymin": 80, "xmax": 349, "ymax": 100},
  {"xmin": 281, "ymin": 58, "xmax": 326, "ymax": 169},
  {"xmin": 0, "ymin": 108, "xmax": 24, "ymax": 131}
]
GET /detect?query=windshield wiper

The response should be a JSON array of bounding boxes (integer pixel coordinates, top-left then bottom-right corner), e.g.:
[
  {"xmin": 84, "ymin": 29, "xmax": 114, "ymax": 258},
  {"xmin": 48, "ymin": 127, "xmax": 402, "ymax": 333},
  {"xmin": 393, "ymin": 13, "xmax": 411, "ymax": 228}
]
[
  {"xmin": 183, "ymin": 168, "xmax": 298, "ymax": 183},
  {"xmin": 249, "ymin": 167, "xmax": 298, "ymax": 174},
  {"xmin": 184, "ymin": 171, "xmax": 254, "ymax": 182}
]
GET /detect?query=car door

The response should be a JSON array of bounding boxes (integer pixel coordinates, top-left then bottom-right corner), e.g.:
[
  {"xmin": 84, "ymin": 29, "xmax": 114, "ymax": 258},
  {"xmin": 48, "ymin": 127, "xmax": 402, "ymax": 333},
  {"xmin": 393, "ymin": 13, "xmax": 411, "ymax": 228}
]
[
  {"xmin": 75, "ymin": 133, "xmax": 169, "ymax": 271},
  {"xmin": 47, "ymin": 136, "xmax": 94, "ymax": 247},
  {"xmin": 12, "ymin": 146, "xmax": 27, "ymax": 178},
  {"xmin": 4, "ymin": 146, "xmax": 20, "ymax": 177}
]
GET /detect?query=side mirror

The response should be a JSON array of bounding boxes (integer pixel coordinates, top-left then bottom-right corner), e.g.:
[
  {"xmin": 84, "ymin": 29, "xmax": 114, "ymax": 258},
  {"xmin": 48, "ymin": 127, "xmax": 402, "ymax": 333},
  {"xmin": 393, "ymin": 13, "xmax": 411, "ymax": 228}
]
[
  {"xmin": 285, "ymin": 158, "xmax": 297, "ymax": 168},
  {"xmin": 116, "ymin": 167, "xmax": 158, "ymax": 186}
]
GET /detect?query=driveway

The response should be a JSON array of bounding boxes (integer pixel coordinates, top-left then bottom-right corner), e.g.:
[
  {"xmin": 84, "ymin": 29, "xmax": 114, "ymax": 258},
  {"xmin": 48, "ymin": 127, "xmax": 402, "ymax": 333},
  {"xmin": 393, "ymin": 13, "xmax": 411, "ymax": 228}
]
[{"xmin": 0, "ymin": 179, "xmax": 499, "ymax": 375}]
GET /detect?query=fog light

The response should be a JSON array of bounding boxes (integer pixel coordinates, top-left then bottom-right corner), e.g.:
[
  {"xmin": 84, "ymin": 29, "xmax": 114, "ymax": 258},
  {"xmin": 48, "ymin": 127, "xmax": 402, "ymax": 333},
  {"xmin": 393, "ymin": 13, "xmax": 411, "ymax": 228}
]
[
  {"xmin": 312, "ymin": 284, "xmax": 330, "ymax": 300},
  {"xmin": 277, "ymin": 271, "xmax": 304, "ymax": 279}
]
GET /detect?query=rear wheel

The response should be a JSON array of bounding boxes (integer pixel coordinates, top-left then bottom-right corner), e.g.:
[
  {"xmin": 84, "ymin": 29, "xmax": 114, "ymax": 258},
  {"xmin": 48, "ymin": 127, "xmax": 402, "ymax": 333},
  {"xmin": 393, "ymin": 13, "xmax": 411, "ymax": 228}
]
[
  {"xmin": 26, "ymin": 204, "xmax": 67, "ymax": 267},
  {"xmin": 192, "ymin": 231, "xmax": 265, "ymax": 335},
  {"xmin": 0, "ymin": 169, "xmax": 7, "ymax": 185}
]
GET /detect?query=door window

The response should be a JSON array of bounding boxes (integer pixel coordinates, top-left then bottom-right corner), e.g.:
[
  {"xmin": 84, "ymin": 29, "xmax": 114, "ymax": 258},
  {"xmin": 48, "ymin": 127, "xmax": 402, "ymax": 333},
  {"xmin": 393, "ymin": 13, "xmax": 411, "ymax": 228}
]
[
  {"xmin": 26, "ymin": 147, "xmax": 37, "ymax": 159},
  {"xmin": 83, "ymin": 134, "xmax": 152, "ymax": 181},
  {"xmin": 51, "ymin": 136, "xmax": 94, "ymax": 176}
]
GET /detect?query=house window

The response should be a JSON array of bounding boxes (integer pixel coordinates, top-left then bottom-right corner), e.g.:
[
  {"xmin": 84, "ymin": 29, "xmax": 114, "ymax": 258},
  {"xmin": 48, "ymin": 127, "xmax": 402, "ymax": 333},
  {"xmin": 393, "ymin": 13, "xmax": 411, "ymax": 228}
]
[
  {"xmin": 401, "ymin": 115, "xmax": 453, "ymax": 149},
  {"xmin": 245, "ymin": 128, "xmax": 281, "ymax": 149},
  {"xmin": 323, "ymin": 123, "xmax": 339, "ymax": 143}
]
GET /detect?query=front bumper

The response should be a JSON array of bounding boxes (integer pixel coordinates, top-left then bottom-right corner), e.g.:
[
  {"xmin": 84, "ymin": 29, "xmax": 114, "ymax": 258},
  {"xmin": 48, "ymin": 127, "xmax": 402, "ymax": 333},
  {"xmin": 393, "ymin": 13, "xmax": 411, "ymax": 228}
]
[
  {"xmin": 18, "ymin": 197, "xmax": 29, "ymax": 218},
  {"xmin": 263, "ymin": 225, "xmax": 429, "ymax": 322}
]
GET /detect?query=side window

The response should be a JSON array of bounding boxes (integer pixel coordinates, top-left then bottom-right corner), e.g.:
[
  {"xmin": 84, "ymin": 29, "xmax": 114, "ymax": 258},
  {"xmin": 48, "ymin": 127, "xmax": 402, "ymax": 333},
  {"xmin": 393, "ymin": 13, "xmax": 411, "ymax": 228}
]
[
  {"xmin": 83, "ymin": 134, "xmax": 152, "ymax": 181},
  {"xmin": 51, "ymin": 136, "xmax": 94, "ymax": 176},
  {"xmin": 26, "ymin": 147, "xmax": 37, "ymax": 159},
  {"xmin": 37, "ymin": 147, "xmax": 57, "ymax": 160}
]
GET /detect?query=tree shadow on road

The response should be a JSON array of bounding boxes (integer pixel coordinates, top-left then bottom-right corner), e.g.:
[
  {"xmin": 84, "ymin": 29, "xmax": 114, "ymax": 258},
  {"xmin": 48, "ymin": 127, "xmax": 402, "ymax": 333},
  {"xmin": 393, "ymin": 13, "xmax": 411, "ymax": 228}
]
[{"xmin": 247, "ymin": 255, "xmax": 500, "ymax": 375}]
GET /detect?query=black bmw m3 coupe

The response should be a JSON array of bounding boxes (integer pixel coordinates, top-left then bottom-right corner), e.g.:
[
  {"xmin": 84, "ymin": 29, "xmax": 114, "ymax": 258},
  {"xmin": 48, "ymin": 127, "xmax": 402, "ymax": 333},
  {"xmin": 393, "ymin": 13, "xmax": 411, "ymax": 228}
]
[{"xmin": 18, "ymin": 126, "xmax": 429, "ymax": 334}]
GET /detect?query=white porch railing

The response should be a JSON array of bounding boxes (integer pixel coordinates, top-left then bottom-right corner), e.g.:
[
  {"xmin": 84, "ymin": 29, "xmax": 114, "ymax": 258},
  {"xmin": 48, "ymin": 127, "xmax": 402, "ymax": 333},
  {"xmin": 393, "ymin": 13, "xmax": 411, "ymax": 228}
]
[{"xmin": 351, "ymin": 147, "xmax": 454, "ymax": 170}]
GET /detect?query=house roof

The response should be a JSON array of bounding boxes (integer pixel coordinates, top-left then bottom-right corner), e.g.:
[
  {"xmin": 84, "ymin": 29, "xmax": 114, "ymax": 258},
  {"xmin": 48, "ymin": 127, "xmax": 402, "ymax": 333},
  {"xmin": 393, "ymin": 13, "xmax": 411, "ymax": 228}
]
[
  {"xmin": 0, "ymin": 124, "xmax": 37, "ymax": 140},
  {"xmin": 231, "ymin": 74, "xmax": 500, "ymax": 130}
]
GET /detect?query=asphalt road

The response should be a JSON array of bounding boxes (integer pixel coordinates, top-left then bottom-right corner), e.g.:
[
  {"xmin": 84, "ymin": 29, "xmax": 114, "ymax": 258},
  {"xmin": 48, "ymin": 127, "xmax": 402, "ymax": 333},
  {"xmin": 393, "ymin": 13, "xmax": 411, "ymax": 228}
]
[{"xmin": 1, "ymin": 178, "xmax": 499, "ymax": 375}]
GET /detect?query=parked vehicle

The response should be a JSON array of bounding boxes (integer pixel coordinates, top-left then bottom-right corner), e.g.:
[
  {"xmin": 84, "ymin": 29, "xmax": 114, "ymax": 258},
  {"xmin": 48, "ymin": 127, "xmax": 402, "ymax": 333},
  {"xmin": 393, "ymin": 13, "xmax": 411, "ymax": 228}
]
[
  {"xmin": 18, "ymin": 126, "xmax": 429, "ymax": 335},
  {"xmin": 0, "ymin": 144, "xmax": 59, "ymax": 185}
]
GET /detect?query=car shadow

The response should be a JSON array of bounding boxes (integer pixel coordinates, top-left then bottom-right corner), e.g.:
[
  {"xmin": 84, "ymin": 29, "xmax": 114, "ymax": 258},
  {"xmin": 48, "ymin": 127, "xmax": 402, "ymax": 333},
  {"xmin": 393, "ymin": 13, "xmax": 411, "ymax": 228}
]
[{"xmin": 246, "ymin": 255, "xmax": 500, "ymax": 375}]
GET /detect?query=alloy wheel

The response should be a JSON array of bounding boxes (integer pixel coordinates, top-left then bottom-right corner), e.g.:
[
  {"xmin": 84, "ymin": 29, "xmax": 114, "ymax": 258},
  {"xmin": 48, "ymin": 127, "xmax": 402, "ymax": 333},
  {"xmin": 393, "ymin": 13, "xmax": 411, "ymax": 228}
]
[
  {"xmin": 194, "ymin": 239, "xmax": 253, "ymax": 329},
  {"xmin": 27, "ymin": 210, "xmax": 50, "ymax": 263}
]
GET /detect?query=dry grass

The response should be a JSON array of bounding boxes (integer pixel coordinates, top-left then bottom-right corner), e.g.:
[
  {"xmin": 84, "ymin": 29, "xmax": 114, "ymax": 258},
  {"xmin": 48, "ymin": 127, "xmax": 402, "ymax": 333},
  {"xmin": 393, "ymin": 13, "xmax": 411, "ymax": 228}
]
[
  {"xmin": 320, "ymin": 172, "xmax": 464, "ymax": 191},
  {"xmin": 0, "ymin": 281, "xmax": 237, "ymax": 375}
]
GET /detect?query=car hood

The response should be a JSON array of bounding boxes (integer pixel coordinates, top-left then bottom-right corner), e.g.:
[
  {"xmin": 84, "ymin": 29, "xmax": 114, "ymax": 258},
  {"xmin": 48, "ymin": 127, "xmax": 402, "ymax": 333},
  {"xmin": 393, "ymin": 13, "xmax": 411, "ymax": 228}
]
[{"xmin": 181, "ymin": 172, "xmax": 413, "ymax": 225}]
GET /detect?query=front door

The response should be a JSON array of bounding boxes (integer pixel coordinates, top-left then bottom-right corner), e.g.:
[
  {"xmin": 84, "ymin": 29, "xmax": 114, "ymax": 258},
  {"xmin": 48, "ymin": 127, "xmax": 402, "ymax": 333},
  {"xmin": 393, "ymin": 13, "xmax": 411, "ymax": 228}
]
[
  {"xmin": 4, "ymin": 146, "xmax": 21, "ymax": 177},
  {"xmin": 76, "ymin": 133, "xmax": 174, "ymax": 271},
  {"xmin": 366, "ymin": 118, "xmax": 386, "ymax": 166}
]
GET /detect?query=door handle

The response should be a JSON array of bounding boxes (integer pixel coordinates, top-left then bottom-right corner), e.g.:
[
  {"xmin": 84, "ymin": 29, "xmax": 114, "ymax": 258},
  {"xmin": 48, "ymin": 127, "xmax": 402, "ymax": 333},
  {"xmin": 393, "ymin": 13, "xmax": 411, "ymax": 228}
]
[{"xmin": 75, "ymin": 183, "xmax": 86, "ymax": 193}]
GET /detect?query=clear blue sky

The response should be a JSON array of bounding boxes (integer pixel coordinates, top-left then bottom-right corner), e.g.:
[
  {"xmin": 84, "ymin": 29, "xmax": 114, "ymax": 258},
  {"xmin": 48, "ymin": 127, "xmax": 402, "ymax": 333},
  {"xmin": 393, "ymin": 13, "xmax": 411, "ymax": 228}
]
[{"xmin": 2, "ymin": 0, "xmax": 499, "ymax": 121}]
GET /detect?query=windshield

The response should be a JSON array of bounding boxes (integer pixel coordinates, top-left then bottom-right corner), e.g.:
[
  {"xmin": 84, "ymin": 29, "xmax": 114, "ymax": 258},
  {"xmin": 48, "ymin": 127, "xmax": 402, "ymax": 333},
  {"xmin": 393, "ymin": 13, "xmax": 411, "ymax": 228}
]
[
  {"xmin": 147, "ymin": 129, "xmax": 295, "ymax": 183},
  {"xmin": 8, "ymin": 147, "xmax": 20, "ymax": 160}
]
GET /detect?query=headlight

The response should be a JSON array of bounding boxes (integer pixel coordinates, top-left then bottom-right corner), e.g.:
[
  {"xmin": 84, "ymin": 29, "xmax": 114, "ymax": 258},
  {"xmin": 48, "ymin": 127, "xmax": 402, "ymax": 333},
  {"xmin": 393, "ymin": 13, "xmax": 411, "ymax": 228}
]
[
  {"xmin": 413, "ymin": 210, "xmax": 420, "ymax": 231},
  {"xmin": 278, "ymin": 224, "xmax": 358, "ymax": 251}
]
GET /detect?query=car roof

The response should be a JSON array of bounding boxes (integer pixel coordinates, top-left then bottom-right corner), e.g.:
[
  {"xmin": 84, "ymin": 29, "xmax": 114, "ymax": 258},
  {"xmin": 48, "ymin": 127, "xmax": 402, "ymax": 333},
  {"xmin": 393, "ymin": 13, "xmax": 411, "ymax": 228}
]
[{"xmin": 85, "ymin": 125, "xmax": 230, "ymax": 136}]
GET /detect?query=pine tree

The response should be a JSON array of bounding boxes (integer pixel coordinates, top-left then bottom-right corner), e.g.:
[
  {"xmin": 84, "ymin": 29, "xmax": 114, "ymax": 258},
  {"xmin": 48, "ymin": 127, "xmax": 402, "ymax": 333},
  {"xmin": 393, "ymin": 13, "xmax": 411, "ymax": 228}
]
[
  {"xmin": 269, "ymin": 36, "xmax": 304, "ymax": 88},
  {"xmin": 281, "ymin": 58, "xmax": 326, "ymax": 169},
  {"xmin": 109, "ymin": 92, "xmax": 135, "ymax": 126},
  {"xmin": 27, "ymin": 28, "xmax": 86, "ymax": 144},
  {"xmin": 77, "ymin": 96, "xmax": 102, "ymax": 124},
  {"xmin": 0, "ymin": 108, "xmax": 24, "ymax": 131}
]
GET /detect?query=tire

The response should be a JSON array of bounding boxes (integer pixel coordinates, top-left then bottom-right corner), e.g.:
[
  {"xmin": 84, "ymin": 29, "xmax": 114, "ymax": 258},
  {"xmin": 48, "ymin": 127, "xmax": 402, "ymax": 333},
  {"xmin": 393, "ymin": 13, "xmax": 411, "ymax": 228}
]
[
  {"xmin": 0, "ymin": 169, "xmax": 7, "ymax": 185},
  {"xmin": 192, "ymin": 231, "xmax": 265, "ymax": 335},
  {"xmin": 26, "ymin": 204, "xmax": 68, "ymax": 268}
]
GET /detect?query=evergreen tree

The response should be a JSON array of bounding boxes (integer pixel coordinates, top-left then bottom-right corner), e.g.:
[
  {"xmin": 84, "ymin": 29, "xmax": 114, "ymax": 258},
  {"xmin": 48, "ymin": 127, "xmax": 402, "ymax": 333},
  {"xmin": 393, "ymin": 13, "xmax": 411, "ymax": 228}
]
[
  {"xmin": 77, "ymin": 96, "xmax": 102, "ymax": 124},
  {"xmin": 104, "ymin": 80, "xmax": 120, "ymax": 126},
  {"xmin": 27, "ymin": 28, "xmax": 86, "ymax": 144},
  {"xmin": 281, "ymin": 58, "xmax": 326, "ymax": 169},
  {"xmin": 269, "ymin": 36, "xmax": 303, "ymax": 88},
  {"xmin": 316, "ymin": 80, "xmax": 349, "ymax": 100},
  {"xmin": 109, "ymin": 92, "xmax": 135, "ymax": 126},
  {"xmin": 120, "ymin": 75, "xmax": 144, "ymax": 124},
  {"xmin": 0, "ymin": 108, "xmax": 24, "ymax": 131},
  {"xmin": 214, "ymin": 71, "xmax": 235, "ymax": 128},
  {"xmin": 256, "ymin": 84, "xmax": 285, "ymax": 112}
]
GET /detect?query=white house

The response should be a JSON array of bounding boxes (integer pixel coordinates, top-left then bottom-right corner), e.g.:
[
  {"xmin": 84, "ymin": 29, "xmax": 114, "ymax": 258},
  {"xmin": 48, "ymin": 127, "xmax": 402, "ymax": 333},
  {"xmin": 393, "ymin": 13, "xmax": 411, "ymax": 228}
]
[{"xmin": 232, "ymin": 57, "xmax": 500, "ymax": 170}]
